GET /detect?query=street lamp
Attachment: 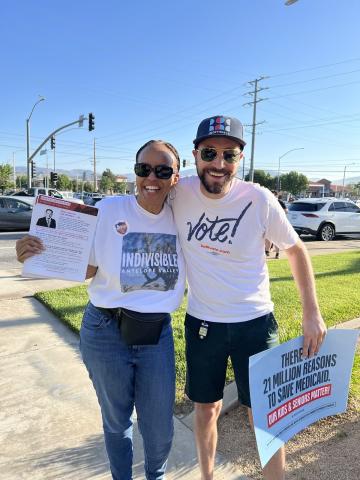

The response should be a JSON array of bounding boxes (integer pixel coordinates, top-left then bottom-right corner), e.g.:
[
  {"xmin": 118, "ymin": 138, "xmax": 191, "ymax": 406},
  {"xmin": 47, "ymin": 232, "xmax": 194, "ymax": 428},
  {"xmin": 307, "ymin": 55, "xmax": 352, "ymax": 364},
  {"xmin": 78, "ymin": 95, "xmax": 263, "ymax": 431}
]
[
  {"xmin": 26, "ymin": 96, "xmax": 45, "ymax": 188},
  {"xmin": 277, "ymin": 148, "xmax": 304, "ymax": 191},
  {"xmin": 342, "ymin": 163, "xmax": 355, "ymax": 197}
]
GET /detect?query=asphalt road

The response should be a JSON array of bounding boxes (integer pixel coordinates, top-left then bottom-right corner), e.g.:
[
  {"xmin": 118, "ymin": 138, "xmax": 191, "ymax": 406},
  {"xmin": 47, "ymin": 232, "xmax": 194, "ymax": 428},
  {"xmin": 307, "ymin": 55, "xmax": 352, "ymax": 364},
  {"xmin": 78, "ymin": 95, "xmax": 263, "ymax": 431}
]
[
  {"xmin": 0, "ymin": 231, "xmax": 81, "ymax": 299},
  {"xmin": 289, "ymin": 234, "xmax": 360, "ymax": 257},
  {"xmin": 0, "ymin": 231, "xmax": 25, "ymax": 270}
]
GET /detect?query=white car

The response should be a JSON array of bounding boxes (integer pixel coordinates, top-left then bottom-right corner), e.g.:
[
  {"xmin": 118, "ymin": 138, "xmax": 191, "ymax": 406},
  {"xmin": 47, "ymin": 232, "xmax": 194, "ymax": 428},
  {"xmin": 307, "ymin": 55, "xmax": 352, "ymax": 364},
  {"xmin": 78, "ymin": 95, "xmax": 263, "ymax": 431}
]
[
  {"xmin": 57, "ymin": 191, "xmax": 84, "ymax": 204},
  {"xmin": 288, "ymin": 198, "xmax": 360, "ymax": 241},
  {"xmin": 11, "ymin": 188, "xmax": 84, "ymax": 205},
  {"xmin": 83, "ymin": 193, "xmax": 105, "ymax": 206}
]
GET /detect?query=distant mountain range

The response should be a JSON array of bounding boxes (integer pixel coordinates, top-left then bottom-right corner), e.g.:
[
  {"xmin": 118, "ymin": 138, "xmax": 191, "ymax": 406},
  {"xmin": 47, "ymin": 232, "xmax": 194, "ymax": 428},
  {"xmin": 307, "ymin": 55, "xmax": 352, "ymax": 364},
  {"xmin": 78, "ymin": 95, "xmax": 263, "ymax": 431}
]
[
  {"xmin": 14, "ymin": 166, "xmax": 132, "ymax": 181},
  {"xmin": 15, "ymin": 166, "xmax": 93, "ymax": 178},
  {"xmin": 13, "ymin": 166, "xmax": 360, "ymax": 185},
  {"xmin": 332, "ymin": 176, "xmax": 360, "ymax": 185}
]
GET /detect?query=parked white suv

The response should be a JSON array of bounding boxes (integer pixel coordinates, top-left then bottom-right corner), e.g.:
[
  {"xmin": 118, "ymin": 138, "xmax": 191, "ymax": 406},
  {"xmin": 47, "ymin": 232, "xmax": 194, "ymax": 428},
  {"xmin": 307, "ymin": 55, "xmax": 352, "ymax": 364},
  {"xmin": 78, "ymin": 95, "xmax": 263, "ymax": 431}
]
[
  {"xmin": 288, "ymin": 198, "xmax": 360, "ymax": 241},
  {"xmin": 11, "ymin": 188, "xmax": 83, "ymax": 205}
]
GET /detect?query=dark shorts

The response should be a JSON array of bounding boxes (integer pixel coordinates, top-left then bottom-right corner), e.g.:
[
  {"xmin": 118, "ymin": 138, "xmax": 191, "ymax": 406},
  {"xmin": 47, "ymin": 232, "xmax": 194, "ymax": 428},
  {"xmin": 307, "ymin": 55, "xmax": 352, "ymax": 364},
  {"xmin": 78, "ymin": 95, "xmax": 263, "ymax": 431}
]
[{"xmin": 185, "ymin": 312, "xmax": 279, "ymax": 407}]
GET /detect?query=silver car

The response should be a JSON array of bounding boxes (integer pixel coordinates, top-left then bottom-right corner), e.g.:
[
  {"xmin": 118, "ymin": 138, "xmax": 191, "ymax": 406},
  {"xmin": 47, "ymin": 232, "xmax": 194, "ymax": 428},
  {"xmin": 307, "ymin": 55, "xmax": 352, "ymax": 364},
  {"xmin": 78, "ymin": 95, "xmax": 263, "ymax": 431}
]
[
  {"xmin": 0, "ymin": 196, "xmax": 33, "ymax": 230},
  {"xmin": 288, "ymin": 198, "xmax": 360, "ymax": 241}
]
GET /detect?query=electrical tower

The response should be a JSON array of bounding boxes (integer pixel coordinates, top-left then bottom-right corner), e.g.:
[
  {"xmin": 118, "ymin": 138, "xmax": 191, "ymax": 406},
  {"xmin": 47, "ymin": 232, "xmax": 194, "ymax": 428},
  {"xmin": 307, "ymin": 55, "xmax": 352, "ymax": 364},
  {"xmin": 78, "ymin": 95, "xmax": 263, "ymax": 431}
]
[{"xmin": 243, "ymin": 76, "xmax": 268, "ymax": 182}]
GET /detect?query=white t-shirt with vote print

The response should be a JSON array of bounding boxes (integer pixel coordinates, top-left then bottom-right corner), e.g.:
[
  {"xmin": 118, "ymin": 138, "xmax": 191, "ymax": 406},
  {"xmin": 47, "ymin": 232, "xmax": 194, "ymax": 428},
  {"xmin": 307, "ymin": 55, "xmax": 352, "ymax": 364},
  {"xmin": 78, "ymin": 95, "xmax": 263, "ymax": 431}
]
[
  {"xmin": 172, "ymin": 176, "xmax": 298, "ymax": 323},
  {"xmin": 88, "ymin": 195, "xmax": 185, "ymax": 313}
]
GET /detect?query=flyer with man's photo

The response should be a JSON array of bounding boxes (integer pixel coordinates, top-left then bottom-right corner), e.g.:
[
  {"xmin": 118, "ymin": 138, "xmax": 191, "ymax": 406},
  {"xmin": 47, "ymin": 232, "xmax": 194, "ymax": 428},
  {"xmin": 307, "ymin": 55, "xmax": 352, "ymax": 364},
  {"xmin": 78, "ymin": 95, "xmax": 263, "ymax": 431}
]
[{"xmin": 22, "ymin": 195, "xmax": 98, "ymax": 282}]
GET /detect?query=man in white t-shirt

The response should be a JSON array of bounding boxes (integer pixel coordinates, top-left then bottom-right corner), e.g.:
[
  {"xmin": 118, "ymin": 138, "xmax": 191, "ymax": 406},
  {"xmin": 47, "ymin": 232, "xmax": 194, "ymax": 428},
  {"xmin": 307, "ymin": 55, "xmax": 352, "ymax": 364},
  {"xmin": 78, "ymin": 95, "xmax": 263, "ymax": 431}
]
[{"xmin": 172, "ymin": 115, "xmax": 327, "ymax": 480}]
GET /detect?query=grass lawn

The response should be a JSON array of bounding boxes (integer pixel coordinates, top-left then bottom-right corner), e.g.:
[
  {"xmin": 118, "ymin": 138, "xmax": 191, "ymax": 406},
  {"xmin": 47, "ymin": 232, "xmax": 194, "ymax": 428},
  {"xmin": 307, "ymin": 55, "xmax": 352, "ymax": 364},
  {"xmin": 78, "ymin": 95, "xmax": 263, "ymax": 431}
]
[{"xmin": 35, "ymin": 251, "xmax": 360, "ymax": 409}]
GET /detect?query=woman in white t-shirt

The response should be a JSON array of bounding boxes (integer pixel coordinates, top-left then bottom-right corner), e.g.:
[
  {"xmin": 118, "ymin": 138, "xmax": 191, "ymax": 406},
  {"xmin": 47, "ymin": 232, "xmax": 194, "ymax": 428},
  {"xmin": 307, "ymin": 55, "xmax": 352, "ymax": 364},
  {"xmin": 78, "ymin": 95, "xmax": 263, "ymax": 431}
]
[{"xmin": 16, "ymin": 140, "xmax": 185, "ymax": 480}]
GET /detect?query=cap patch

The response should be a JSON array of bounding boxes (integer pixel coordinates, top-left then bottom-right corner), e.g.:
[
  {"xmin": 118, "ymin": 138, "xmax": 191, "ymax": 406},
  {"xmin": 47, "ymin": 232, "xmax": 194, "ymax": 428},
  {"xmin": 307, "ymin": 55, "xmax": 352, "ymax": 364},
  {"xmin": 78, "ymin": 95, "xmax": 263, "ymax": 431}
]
[
  {"xmin": 193, "ymin": 115, "xmax": 246, "ymax": 147},
  {"xmin": 209, "ymin": 117, "xmax": 231, "ymax": 135}
]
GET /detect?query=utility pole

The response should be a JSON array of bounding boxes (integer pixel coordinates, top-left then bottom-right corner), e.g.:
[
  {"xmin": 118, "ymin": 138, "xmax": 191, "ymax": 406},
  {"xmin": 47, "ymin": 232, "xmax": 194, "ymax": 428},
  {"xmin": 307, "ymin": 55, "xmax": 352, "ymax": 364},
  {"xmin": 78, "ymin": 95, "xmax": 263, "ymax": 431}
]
[
  {"xmin": 243, "ymin": 77, "xmax": 268, "ymax": 182},
  {"xmin": 26, "ymin": 120, "xmax": 30, "ymax": 187},
  {"xmin": 12, "ymin": 152, "xmax": 16, "ymax": 190},
  {"xmin": 342, "ymin": 163, "xmax": 355, "ymax": 197},
  {"xmin": 82, "ymin": 171, "xmax": 86, "ymax": 197},
  {"xmin": 342, "ymin": 166, "xmax": 347, "ymax": 197},
  {"xmin": 93, "ymin": 138, "xmax": 97, "ymax": 191},
  {"xmin": 46, "ymin": 153, "xmax": 49, "ymax": 188}
]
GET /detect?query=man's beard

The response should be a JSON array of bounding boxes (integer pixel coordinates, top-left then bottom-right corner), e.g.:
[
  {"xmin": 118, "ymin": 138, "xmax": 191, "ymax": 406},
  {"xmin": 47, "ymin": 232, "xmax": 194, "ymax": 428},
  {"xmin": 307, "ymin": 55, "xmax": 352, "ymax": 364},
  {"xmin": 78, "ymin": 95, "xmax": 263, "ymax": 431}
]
[{"xmin": 197, "ymin": 166, "xmax": 234, "ymax": 195}]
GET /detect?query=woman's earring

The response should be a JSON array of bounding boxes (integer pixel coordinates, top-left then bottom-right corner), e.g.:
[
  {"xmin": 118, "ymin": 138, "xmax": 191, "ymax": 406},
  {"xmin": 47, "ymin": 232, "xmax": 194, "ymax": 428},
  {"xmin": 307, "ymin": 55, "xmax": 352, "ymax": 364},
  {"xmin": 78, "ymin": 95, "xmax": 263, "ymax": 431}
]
[{"xmin": 168, "ymin": 187, "xmax": 176, "ymax": 201}]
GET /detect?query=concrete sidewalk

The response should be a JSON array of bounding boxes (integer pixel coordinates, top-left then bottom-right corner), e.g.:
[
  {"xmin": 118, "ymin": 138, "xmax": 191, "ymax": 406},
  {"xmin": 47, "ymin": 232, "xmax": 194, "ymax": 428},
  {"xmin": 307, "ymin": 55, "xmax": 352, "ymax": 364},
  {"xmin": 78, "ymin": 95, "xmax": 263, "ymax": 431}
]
[
  {"xmin": 0, "ymin": 295, "xmax": 247, "ymax": 480},
  {"xmin": 0, "ymin": 268, "xmax": 81, "ymax": 300},
  {"xmin": 1, "ymin": 266, "xmax": 358, "ymax": 479}
]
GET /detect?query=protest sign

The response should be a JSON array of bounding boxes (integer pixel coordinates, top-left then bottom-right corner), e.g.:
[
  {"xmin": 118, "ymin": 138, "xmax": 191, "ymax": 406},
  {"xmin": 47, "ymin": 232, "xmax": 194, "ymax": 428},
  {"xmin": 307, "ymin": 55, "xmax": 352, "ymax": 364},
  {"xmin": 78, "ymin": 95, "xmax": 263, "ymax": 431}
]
[{"xmin": 249, "ymin": 329, "xmax": 359, "ymax": 467}]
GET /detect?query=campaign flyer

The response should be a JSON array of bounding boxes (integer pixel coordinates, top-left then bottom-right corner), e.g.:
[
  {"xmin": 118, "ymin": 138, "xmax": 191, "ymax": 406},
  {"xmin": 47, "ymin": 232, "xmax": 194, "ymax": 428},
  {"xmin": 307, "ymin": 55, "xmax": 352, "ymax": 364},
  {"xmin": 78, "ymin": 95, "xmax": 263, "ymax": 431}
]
[{"xmin": 22, "ymin": 195, "xmax": 98, "ymax": 282}]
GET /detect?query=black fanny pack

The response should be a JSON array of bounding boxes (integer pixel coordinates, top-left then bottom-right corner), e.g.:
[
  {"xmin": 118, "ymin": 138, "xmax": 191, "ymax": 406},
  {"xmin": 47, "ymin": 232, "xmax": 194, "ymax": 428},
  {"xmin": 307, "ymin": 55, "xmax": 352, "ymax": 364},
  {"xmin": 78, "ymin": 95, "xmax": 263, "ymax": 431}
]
[{"xmin": 119, "ymin": 308, "xmax": 167, "ymax": 346}]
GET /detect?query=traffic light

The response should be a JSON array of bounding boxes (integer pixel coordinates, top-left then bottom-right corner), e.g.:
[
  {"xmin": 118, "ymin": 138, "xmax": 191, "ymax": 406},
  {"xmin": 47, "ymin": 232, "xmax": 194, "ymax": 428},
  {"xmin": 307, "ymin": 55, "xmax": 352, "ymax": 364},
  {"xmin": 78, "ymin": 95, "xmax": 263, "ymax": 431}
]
[
  {"xmin": 31, "ymin": 162, "xmax": 37, "ymax": 178},
  {"xmin": 182, "ymin": 159, "xmax": 187, "ymax": 168},
  {"xmin": 88, "ymin": 112, "xmax": 95, "ymax": 131},
  {"xmin": 50, "ymin": 136, "xmax": 56, "ymax": 149},
  {"xmin": 50, "ymin": 172, "xmax": 58, "ymax": 183}
]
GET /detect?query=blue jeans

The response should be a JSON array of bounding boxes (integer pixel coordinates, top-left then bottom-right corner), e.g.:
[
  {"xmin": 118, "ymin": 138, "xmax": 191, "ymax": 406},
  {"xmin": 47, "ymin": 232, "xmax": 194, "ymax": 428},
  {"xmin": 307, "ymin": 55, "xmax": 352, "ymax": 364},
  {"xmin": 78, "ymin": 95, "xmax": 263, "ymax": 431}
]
[{"xmin": 80, "ymin": 302, "xmax": 175, "ymax": 480}]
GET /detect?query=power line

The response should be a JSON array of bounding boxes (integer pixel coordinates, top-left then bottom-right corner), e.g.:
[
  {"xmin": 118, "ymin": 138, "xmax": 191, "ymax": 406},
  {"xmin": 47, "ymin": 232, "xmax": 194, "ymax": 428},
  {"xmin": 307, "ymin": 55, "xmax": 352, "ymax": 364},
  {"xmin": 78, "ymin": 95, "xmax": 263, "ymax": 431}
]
[
  {"xmin": 261, "ymin": 105, "xmax": 360, "ymax": 128},
  {"xmin": 269, "ymin": 68, "xmax": 360, "ymax": 89},
  {"xmin": 0, "ymin": 142, "xmax": 25, "ymax": 150},
  {"xmin": 268, "ymin": 78, "xmax": 360, "ymax": 101},
  {"xmin": 261, "ymin": 116, "xmax": 360, "ymax": 133},
  {"xmin": 262, "ymin": 100, "xmax": 360, "ymax": 142},
  {"xmin": 269, "ymin": 57, "xmax": 360, "ymax": 78},
  {"xmin": 261, "ymin": 129, "xmax": 360, "ymax": 151},
  {"xmin": 96, "ymin": 86, "xmax": 244, "ymax": 141}
]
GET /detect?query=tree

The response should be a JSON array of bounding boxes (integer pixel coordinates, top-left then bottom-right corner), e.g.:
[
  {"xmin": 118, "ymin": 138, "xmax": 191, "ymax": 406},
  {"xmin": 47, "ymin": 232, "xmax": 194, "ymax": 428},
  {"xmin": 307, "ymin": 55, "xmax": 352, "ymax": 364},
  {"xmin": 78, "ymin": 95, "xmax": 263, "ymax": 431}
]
[
  {"xmin": 56, "ymin": 174, "xmax": 72, "ymax": 190},
  {"xmin": 0, "ymin": 164, "xmax": 12, "ymax": 193},
  {"xmin": 83, "ymin": 181, "xmax": 93, "ymax": 192},
  {"xmin": 114, "ymin": 181, "xmax": 127, "ymax": 194},
  {"xmin": 349, "ymin": 182, "xmax": 360, "ymax": 197},
  {"xmin": 245, "ymin": 170, "xmax": 276, "ymax": 189},
  {"xmin": 280, "ymin": 171, "xmax": 308, "ymax": 195},
  {"xmin": 71, "ymin": 179, "xmax": 78, "ymax": 192},
  {"xmin": 16, "ymin": 175, "xmax": 28, "ymax": 189},
  {"xmin": 100, "ymin": 168, "xmax": 116, "ymax": 193}
]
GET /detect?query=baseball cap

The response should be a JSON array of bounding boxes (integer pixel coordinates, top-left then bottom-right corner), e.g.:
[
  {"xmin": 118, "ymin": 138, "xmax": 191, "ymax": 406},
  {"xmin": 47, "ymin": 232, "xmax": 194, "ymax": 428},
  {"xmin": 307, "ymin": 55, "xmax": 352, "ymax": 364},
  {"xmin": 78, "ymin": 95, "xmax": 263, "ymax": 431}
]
[{"xmin": 193, "ymin": 116, "xmax": 246, "ymax": 149}]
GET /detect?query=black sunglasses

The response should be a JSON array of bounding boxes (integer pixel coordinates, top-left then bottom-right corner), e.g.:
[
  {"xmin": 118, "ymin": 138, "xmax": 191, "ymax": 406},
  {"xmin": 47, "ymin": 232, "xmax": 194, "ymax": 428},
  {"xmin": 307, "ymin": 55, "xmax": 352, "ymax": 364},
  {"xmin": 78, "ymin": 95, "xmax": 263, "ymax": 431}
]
[
  {"xmin": 197, "ymin": 147, "xmax": 241, "ymax": 164},
  {"xmin": 134, "ymin": 162, "xmax": 175, "ymax": 179}
]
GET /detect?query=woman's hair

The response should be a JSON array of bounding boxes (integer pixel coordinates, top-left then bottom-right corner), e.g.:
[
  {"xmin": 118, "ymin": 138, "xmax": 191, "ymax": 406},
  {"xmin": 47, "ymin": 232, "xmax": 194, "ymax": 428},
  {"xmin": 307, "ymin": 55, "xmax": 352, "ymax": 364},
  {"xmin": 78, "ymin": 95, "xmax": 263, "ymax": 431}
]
[{"xmin": 135, "ymin": 140, "xmax": 181, "ymax": 171}]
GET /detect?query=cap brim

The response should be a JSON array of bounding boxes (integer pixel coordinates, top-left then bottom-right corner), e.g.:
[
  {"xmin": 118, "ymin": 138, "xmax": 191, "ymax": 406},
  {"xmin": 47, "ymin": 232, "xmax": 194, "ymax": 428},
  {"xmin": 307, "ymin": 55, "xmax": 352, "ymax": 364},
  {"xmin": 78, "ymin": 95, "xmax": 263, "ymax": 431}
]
[{"xmin": 193, "ymin": 134, "xmax": 246, "ymax": 149}]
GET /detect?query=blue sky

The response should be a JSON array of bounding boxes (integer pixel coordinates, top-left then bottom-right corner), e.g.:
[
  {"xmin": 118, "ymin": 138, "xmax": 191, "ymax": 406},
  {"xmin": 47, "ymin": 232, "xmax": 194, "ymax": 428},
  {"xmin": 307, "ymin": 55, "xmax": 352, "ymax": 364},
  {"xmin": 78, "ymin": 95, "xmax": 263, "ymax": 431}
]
[{"xmin": 1, "ymin": 0, "xmax": 360, "ymax": 183}]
